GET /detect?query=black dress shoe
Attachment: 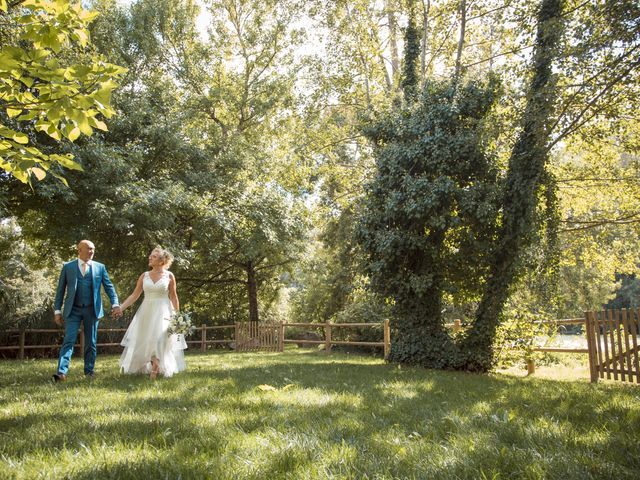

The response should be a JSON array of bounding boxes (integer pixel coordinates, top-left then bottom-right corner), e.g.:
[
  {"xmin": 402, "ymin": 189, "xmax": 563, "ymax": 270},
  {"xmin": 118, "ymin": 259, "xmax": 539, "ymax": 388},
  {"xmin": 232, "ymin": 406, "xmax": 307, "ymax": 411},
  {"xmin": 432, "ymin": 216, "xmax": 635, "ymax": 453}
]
[
  {"xmin": 84, "ymin": 372, "xmax": 95, "ymax": 380},
  {"xmin": 52, "ymin": 373, "xmax": 66, "ymax": 382}
]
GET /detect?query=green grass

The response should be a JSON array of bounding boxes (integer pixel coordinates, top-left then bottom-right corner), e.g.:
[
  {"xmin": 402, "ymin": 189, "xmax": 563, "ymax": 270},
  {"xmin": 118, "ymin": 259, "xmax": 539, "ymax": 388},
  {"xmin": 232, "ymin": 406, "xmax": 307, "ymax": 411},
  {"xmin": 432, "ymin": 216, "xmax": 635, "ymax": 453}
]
[{"xmin": 1, "ymin": 350, "xmax": 639, "ymax": 479}]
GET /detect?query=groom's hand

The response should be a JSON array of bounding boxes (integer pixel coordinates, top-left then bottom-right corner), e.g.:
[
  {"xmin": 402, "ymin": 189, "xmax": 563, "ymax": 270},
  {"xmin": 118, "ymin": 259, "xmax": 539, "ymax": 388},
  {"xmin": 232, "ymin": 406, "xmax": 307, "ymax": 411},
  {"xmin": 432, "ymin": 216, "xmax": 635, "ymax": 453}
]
[{"xmin": 54, "ymin": 314, "xmax": 63, "ymax": 327}]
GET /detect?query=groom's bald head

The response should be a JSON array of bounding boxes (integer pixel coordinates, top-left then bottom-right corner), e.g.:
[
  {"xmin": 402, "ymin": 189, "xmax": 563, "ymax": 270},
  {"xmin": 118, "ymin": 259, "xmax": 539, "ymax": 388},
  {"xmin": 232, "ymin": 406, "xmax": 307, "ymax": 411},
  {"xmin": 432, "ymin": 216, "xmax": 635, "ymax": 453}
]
[{"xmin": 77, "ymin": 240, "xmax": 95, "ymax": 262}]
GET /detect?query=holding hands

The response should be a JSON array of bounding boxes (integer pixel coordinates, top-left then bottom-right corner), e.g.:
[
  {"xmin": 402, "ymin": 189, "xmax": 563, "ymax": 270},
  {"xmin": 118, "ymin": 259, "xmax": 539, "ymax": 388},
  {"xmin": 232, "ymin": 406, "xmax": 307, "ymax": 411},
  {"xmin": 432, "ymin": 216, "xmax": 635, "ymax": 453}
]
[{"xmin": 54, "ymin": 306, "xmax": 122, "ymax": 326}]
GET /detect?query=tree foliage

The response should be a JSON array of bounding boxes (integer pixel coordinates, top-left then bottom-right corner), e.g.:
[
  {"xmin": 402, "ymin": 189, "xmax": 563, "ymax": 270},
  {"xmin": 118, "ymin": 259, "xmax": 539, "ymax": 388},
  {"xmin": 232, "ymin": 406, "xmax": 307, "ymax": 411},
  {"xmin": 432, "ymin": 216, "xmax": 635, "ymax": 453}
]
[
  {"xmin": 462, "ymin": 0, "xmax": 566, "ymax": 371},
  {"xmin": 358, "ymin": 75, "xmax": 501, "ymax": 368},
  {"xmin": 0, "ymin": 0, "xmax": 126, "ymax": 184},
  {"xmin": 0, "ymin": 218, "xmax": 52, "ymax": 329},
  {"xmin": 3, "ymin": 0, "xmax": 310, "ymax": 326}
]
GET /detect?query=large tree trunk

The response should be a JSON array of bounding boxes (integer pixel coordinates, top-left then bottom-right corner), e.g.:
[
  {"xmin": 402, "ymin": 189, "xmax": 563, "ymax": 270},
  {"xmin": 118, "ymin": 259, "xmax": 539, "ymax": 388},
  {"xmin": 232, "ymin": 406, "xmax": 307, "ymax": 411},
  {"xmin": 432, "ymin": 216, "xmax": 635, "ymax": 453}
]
[
  {"xmin": 462, "ymin": 0, "xmax": 565, "ymax": 372},
  {"xmin": 246, "ymin": 261, "xmax": 259, "ymax": 324},
  {"xmin": 389, "ymin": 228, "xmax": 455, "ymax": 368}
]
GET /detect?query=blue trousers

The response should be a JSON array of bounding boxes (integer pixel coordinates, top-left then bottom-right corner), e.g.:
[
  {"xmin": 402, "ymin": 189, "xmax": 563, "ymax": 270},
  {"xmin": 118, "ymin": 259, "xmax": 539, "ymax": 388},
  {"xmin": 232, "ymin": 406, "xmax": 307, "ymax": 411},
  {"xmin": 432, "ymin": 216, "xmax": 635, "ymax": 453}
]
[{"xmin": 57, "ymin": 306, "xmax": 99, "ymax": 375}]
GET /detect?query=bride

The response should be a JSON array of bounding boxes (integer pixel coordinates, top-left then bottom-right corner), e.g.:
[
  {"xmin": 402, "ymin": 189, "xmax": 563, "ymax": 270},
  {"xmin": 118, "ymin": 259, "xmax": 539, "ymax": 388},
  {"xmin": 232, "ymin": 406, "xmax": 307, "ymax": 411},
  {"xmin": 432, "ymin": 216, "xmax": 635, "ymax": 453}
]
[{"xmin": 119, "ymin": 247, "xmax": 187, "ymax": 379}]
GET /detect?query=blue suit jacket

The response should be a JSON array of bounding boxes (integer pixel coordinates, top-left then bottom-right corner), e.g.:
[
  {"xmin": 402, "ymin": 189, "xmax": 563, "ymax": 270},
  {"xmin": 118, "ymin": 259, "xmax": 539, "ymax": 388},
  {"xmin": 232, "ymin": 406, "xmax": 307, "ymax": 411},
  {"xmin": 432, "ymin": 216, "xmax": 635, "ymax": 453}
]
[{"xmin": 54, "ymin": 260, "xmax": 119, "ymax": 319}]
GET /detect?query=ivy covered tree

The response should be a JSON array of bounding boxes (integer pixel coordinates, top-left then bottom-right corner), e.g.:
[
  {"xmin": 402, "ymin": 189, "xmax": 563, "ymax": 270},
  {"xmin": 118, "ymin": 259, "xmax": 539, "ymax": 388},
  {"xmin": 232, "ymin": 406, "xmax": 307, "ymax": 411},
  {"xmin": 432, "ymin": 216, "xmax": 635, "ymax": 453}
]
[
  {"xmin": 358, "ymin": 0, "xmax": 568, "ymax": 371},
  {"xmin": 358, "ymin": 60, "xmax": 502, "ymax": 367},
  {"xmin": 461, "ymin": 0, "xmax": 565, "ymax": 371}
]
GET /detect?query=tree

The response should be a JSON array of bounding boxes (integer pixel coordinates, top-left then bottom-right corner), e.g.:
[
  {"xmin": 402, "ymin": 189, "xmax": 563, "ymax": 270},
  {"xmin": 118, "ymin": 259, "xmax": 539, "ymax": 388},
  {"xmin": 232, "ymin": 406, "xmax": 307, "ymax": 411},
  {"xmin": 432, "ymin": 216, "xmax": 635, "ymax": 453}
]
[
  {"xmin": 0, "ymin": 0, "xmax": 126, "ymax": 184},
  {"xmin": 459, "ymin": 0, "xmax": 566, "ymax": 371},
  {"xmin": 171, "ymin": 0, "xmax": 310, "ymax": 324},
  {"xmin": 0, "ymin": 218, "xmax": 52, "ymax": 330},
  {"xmin": 358, "ymin": 75, "xmax": 501, "ymax": 368},
  {"xmin": 4, "ymin": 0, "xmax": 311, "ymax": 327}
]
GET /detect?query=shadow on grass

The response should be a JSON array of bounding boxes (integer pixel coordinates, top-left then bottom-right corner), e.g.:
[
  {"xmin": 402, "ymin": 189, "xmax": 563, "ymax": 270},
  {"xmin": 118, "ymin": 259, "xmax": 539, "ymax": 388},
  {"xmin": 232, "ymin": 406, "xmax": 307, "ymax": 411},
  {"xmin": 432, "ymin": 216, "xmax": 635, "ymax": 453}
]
[{"xmin": 0, "ymin": 351, "xmax": 639, "ymax": 479}]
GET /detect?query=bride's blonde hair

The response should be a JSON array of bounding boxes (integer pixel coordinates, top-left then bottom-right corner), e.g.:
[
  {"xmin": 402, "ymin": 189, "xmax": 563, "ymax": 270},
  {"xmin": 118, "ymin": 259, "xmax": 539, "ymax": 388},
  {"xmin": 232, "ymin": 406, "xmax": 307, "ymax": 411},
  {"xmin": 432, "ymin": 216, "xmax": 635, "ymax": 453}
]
[{"xmin": 152, "ymin": 246, "xmax": 174, "ymax": 269}]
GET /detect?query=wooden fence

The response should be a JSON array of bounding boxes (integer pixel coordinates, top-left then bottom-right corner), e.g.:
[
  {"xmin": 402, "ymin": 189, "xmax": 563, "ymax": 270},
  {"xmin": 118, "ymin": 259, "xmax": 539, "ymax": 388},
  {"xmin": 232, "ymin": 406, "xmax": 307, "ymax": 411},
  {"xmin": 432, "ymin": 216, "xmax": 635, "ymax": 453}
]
[
  {"xmin": 526, "ymin": 317, "xmax": 589, "ymax": 375},
  {"xmin": 282, "ymin": 321, "xmax": 391, "ymax": 359},
  {"xmin": 0, "ymin": 325, "xmax": 236, "ymax": 359},
  {"xmin": 5, "ymin": 314, "xmax": 637, "ymax": 384},
  {"xmin": 0, "ymin": 320, "xmax": 392, "ymax": 359},
  {"xmin": 584, "ymin": 308, "xmax": 640, "ymax": 383},
  {"xmin": 523, "ymin": 312, "xmax": 640, "ymax": 384},
  {"xmin": 235, "ymin": 322, "xmax": 281, "ymax": 352}
]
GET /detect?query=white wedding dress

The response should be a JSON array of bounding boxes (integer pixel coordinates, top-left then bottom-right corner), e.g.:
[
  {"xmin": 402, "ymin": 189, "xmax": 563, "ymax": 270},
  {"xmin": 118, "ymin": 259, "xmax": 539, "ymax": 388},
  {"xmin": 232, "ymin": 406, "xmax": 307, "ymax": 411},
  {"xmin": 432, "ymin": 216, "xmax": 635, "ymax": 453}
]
[{"xmin": 119, "ymin": 271, "xmax": 187, "ymax": 377}]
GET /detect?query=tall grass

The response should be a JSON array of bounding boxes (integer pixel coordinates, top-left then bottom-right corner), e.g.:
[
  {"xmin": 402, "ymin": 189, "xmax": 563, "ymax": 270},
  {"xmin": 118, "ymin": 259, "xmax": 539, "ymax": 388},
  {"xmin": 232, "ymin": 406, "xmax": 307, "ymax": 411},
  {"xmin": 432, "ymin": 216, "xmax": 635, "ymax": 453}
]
[{"xmin": 1, "ymin": 350, "xmax": 638, "ymax": 479}]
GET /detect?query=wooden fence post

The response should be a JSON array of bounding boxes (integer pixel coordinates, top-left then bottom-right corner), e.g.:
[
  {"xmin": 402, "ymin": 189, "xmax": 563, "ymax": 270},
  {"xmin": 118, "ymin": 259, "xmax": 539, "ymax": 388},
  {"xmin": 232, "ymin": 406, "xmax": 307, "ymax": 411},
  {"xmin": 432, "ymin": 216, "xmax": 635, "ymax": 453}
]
[
  {"xmin": 19, "ymin": 331, "xmax": 25, "ymax": 360},
  {"xmin": 201, "ymin": 324, "xmax": 207, "ymax": 352},
  {"xmin": 526, "ymin": 359, "xmax": 535, "ymax": 375},
  {"xmin": 278, "ymin": 321, "xmax": 284, "ymax": 352},
  {"xmin": 325, "ymin": 323, "xmax": 332, "ymax": 353},
  {"xmin": 622, "ymin": 308, "xmax": 633, "ymax": 383},
  {"xmin": 584, "ymin": 310, "xmax": 599, "ymax": 383},
  {"xmin": 383, "ymin": 319, "xmax": 390, "ymax": 360},
  {"xmin": 453, "ymin": 319, "xmax": 461, "ymax": 332}
]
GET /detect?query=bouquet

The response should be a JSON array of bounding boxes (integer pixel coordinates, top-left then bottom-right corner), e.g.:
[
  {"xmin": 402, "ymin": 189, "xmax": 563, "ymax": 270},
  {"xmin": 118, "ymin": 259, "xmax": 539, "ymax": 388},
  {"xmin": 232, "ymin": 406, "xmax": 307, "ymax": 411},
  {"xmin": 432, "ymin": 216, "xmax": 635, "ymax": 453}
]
[{"xmin": 167, "ymin": 311, "xmax": 195, "ymax": 337}]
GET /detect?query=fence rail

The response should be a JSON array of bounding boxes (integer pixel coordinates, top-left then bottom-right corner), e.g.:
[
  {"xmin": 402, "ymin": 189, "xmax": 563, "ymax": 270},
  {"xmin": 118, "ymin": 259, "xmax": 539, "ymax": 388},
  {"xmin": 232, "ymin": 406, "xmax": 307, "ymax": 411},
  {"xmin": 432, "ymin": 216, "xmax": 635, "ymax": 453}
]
[
  {"xmin": 0, "ymin": 318, "xmax": 583, "ymax": 359},
  {"xmin": 0, "ymin": 317, "xmax": 592, "ymax": 377},
  {"xmin": 444, "ymin": 318, "xmax": 590, "ymax": 375},
  {"xmin": 0, "ymin": 325, "xmax": 237, "ymax": 359},
  {"xmin": 0, "ymin": 321, "xmax": 392, "ymax": 359}
]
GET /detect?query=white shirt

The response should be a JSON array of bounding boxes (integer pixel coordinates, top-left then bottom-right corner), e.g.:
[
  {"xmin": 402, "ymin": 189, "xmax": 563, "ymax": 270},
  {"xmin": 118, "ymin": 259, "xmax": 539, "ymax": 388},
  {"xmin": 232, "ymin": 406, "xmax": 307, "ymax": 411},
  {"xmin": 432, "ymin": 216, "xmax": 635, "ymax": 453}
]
[{"xmin": 78, "ymin": 258, "xmax": 92, "ymax": 276}]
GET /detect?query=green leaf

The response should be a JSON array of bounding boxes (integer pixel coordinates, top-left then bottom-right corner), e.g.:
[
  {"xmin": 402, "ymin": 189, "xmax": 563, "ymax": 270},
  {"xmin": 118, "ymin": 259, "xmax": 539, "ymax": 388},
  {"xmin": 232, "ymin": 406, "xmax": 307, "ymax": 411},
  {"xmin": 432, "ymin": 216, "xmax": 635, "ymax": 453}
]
[
  {"xmin": 78, "ymin": 9, "xmax": 99, "ymax": 23},
  {"xmin": 55, "ymin": 155, "xmax": 82, "ymax": 171},
  {"xmin": 0, "ymin": 0, "xmax": 7, "ymax": 13},
  {"xmin": 78, "ymin": 117, "xmax": 93, "ymax": 136},
  {"xmin": 67, "ymin": 126, "xmax": 81, "ymax": 141},
  {"xmin": 12, "ymin": 132, "xmax": 29, "ymax": 144},
  {"xmin": 20, "ymin": 77, "xmax": 35, "ymax": 88},
  {"xmin": 12, "ymin": 169, "xmax": 29, "ymax": 184},
  {"xmin": 7, "ymin": 108, "xmax": 22, "ymax": 118},
  {"xmin": 73, "ymin": 29, "xmax": 89, "ymax": 47},
  {"xmin": 47, "ymin": 107, "xmax": 63, "ymax": 123},
  {"xmin": 50, "ymin": 171, "xmax": 69, "ymax": 187},
  {"xmin": 27, "ymin": 49, "xmax": 50, "ymax": 62},
  {"xmin": 89, "ymin": 117, "xmax": 108, "ymax": 131},
  {"xmin": 54, "ymin": 0, "xmax": 70, "ymax": 13},
  {"xmin": 31, "ymin": 167, "xmax": 46, "ymax": 181},
  {"xmin": 48, "ymin": 129, "xmax": 61, "ymax": 141}
]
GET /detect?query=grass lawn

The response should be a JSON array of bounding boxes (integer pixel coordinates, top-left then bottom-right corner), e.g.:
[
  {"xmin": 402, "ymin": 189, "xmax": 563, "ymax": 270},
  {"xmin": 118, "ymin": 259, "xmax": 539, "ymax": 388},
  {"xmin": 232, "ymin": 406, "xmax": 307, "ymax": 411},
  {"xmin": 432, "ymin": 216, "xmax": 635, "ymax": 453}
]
[{"xmin": 1, "ymin": 350, "xmax": 639, "ymax": 479}]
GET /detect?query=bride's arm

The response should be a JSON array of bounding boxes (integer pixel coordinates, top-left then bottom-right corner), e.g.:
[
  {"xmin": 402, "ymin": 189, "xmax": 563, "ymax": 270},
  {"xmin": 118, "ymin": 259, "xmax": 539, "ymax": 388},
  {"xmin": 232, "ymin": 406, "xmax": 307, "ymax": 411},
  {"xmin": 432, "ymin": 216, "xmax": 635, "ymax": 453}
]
[
  {"xmin": 119, "ymin": 273, "xmax": 145, "ymax": 312},
  {"xmin": 168, "ymin": 272, "xmax": 179, "ymax": 312}
]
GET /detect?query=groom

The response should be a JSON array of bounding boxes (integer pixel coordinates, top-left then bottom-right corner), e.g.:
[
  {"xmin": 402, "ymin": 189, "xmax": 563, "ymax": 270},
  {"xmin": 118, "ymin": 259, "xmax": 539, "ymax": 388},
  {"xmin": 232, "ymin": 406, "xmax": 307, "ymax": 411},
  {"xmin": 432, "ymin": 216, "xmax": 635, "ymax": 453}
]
[{"xmin": 52, "ymin": 240, "xmax": 122, "ymax": 382}]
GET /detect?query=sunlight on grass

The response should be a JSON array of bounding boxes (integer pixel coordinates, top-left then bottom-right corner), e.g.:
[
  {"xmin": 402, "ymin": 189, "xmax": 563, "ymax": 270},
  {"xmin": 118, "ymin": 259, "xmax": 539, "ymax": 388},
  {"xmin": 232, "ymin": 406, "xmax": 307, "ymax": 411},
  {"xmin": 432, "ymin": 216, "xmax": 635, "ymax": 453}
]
[{"xmin": 1, "ymin": 350, "xmax": 639, "ymax": 479}]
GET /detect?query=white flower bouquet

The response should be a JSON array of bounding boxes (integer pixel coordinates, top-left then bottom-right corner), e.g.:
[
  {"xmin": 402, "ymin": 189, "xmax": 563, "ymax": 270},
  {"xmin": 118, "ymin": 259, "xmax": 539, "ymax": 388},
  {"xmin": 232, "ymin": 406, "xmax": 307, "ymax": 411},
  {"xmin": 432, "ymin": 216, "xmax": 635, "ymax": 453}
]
[{"xmin": 167, "ymin": 311, "xmax": 195, "ymax": 337}]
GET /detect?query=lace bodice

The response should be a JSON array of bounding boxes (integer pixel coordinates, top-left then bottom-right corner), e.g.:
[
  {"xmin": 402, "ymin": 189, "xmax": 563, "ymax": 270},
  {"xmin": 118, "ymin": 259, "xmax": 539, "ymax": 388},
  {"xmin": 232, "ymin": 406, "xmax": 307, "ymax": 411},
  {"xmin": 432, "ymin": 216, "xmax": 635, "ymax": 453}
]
[{"xmin": 143, "ymin": 271, "xmax": 170, "ymax": 300}]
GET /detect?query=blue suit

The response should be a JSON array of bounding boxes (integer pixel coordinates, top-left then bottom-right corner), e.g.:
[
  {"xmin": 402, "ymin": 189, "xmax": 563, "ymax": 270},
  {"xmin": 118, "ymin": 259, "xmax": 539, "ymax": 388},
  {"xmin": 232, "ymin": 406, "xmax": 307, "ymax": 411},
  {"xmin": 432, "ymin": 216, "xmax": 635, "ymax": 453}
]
[{"xmin": 54, "ymin": 260, "xmax": 119, "ymax": 375}]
